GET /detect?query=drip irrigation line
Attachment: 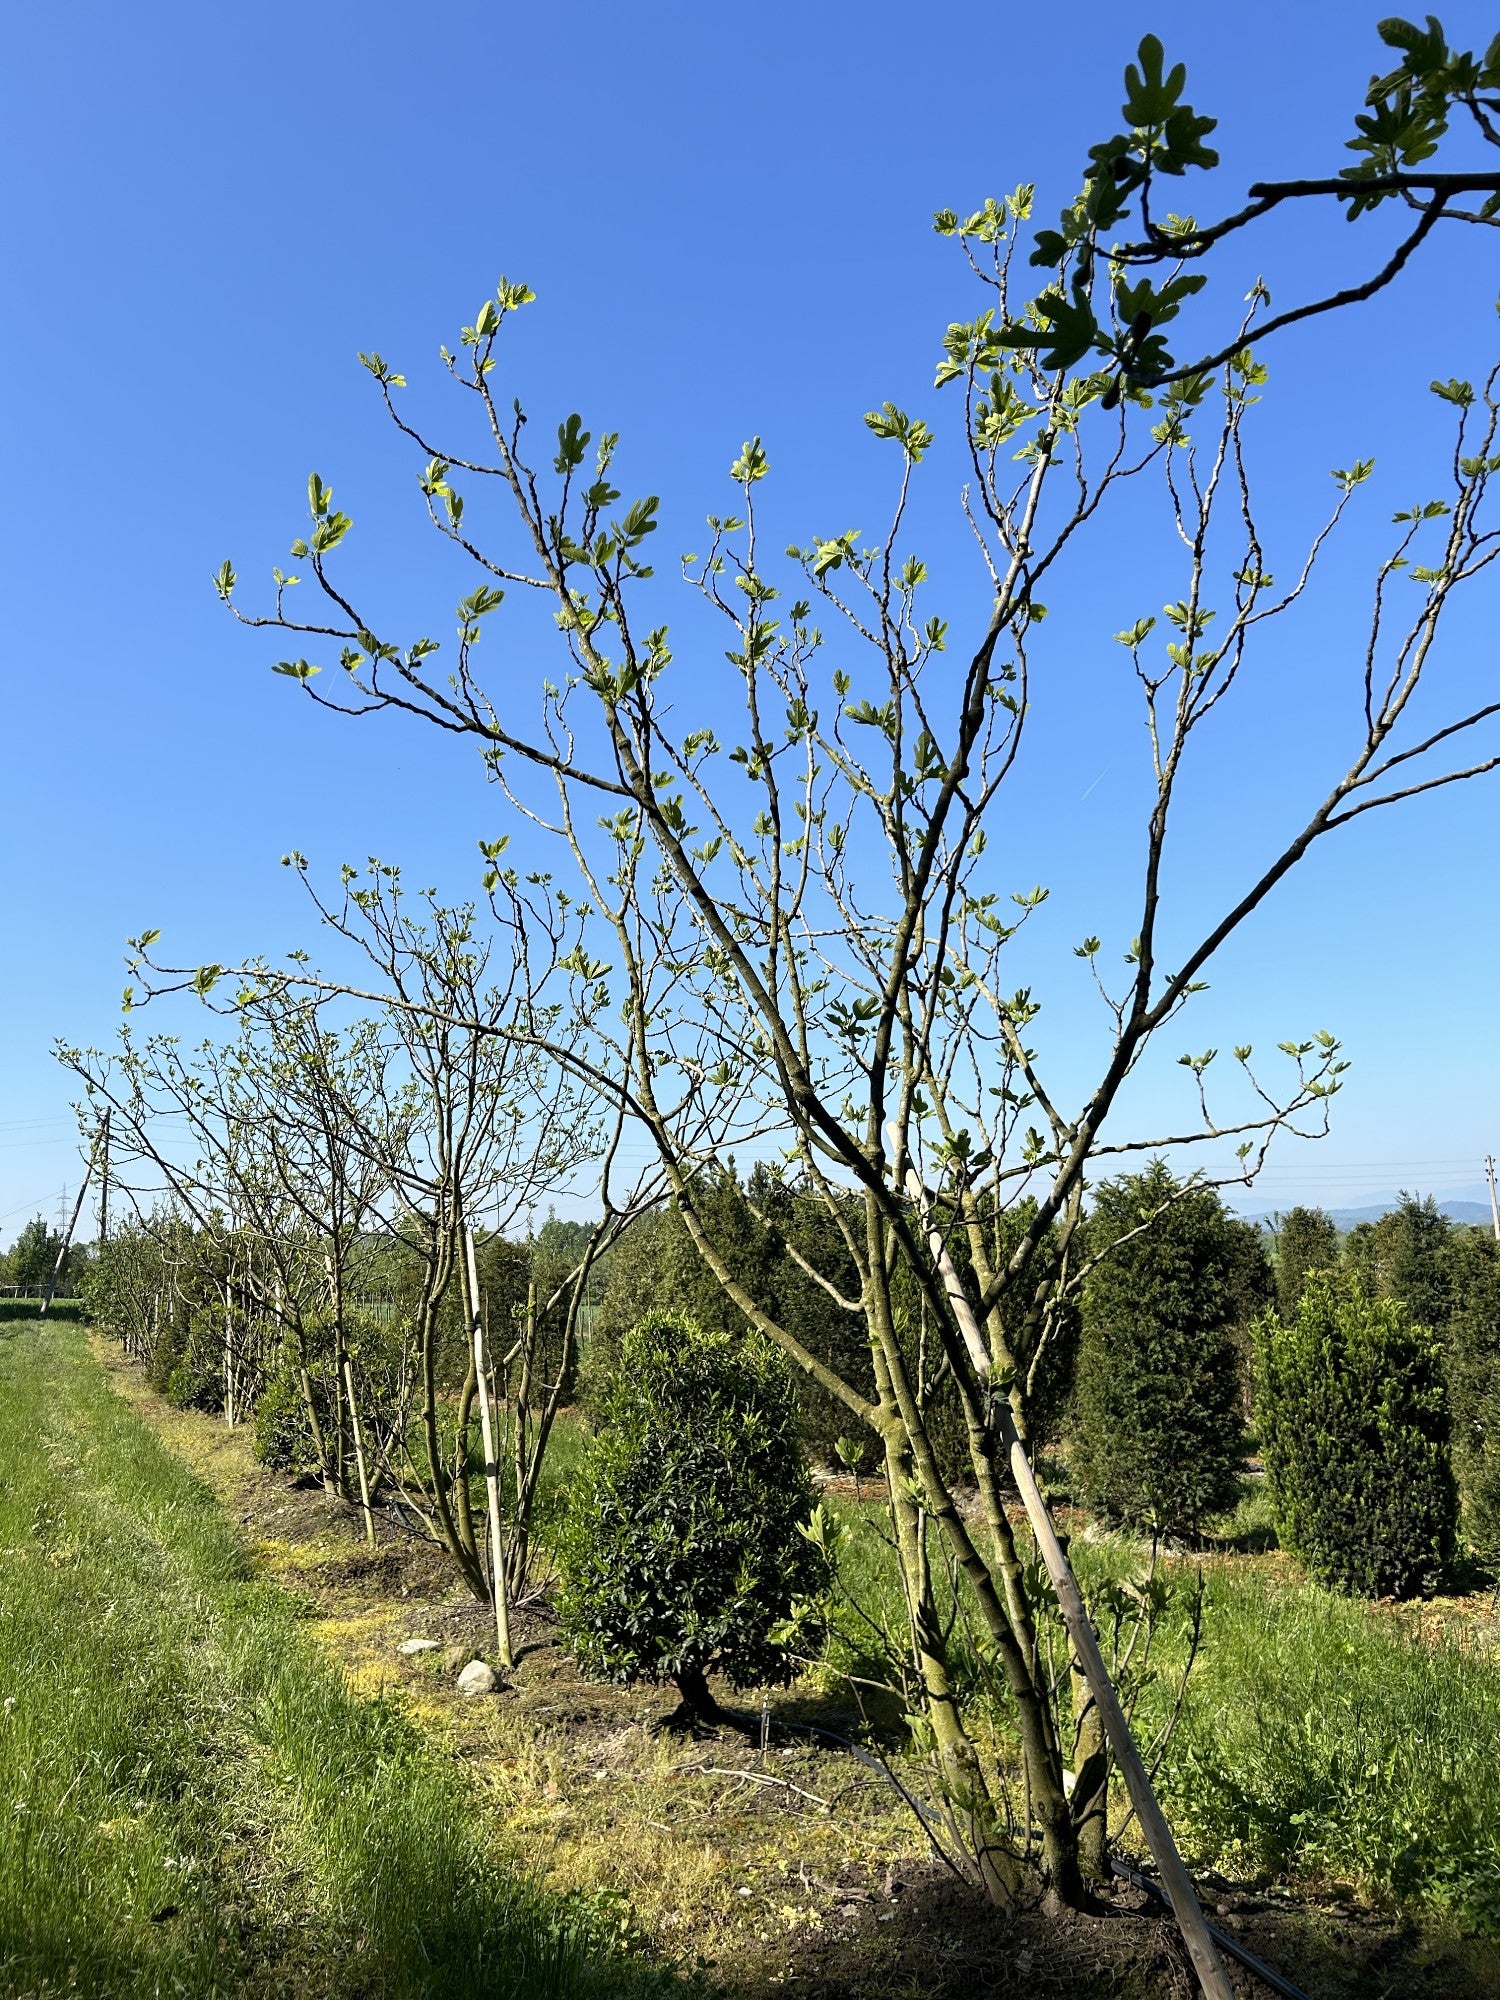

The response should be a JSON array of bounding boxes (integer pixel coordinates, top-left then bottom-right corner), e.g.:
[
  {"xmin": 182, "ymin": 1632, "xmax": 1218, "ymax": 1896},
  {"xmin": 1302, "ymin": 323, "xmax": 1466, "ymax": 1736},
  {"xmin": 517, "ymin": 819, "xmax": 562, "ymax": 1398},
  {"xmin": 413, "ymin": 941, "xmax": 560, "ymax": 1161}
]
[{"xmin": 1111, "ymin": 1860, "xmax": 1312, "ymax": 2000}]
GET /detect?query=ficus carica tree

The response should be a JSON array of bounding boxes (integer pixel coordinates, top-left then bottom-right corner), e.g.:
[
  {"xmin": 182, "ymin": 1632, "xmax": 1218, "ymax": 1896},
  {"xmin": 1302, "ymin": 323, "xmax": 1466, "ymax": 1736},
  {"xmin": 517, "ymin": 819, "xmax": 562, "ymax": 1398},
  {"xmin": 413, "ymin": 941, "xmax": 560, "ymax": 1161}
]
[{"xmin": 139, "ymin": 16, "xmax": 1500, "ymax": 1983}]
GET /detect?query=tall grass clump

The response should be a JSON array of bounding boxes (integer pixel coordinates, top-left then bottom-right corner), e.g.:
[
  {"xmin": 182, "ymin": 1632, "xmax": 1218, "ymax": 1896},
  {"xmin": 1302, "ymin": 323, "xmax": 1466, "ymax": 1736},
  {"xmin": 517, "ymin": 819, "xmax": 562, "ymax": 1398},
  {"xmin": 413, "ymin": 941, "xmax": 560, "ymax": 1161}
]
[
  {"xmin": 1166, "ymin": 1573, "xmax": 1500, "ymax": 1932},
  {"xmin": 0, "ymin": 1323, "xmax": 676, "ymax": 1999}
]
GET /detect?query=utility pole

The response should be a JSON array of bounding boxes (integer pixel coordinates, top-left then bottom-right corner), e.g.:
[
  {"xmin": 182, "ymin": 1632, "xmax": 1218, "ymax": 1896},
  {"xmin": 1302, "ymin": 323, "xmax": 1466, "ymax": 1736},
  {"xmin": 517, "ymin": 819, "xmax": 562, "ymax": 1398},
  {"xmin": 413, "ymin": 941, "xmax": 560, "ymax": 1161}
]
[
  {"xmin": 1486, "ymin": 1154, "xmax": 1499, "ymax": 1244},
  {"xmin": 41, "ymin": 1124, "xmax": 104, "ymax": 1318}
]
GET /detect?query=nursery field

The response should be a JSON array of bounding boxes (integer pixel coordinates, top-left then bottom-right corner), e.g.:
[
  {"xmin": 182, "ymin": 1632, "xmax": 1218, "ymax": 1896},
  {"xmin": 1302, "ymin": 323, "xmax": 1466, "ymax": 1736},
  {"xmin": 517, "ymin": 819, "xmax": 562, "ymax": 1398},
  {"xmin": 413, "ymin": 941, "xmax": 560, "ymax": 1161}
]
[
  {"xmin": 6, "ymin": 1319, "xmax": 1500, "ymax": 2000},
  {"xmin": 14, "ymin": 14, "xmax": 1500, "ymax": 2000}
]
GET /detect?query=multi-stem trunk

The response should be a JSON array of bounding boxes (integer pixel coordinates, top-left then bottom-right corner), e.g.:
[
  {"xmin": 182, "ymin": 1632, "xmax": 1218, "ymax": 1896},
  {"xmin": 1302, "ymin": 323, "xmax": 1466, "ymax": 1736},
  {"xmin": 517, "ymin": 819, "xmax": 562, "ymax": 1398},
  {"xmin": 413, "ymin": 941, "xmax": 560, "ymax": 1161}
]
[
  {"xmin": 862, "ymin": 1207, "xmax": 1039, "ymax": 1903},
  {"xmin": 415, "ymin": 1223, "xmax": 488, "ymax": 1600},
  {"xmin": 326, "ymin": 1249, "xmax": 375, "ymax": 1542},
  {"xmin": 1070, "ymin": 1657, "xmax": 1110, "ymax": 1883},
  {"xmin": 862, "ymin": 1198, "xmax": 1084, "ymax": 1906},
  {"xmin": 462, "ymin": 1224, "xmax": 513, "ymax": 1670}
]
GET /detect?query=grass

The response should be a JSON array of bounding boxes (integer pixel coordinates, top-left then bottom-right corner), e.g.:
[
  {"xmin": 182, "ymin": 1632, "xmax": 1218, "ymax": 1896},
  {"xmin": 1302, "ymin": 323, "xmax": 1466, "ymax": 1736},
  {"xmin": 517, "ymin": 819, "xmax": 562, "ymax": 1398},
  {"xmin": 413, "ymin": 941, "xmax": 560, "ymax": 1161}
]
[
  {"xmin": 0, "ymin": 1322, "xmax": 680, "ymax": 1999},
  {"xmin": 1163, "ymin": 1568, "xmax": 1500, "ymax": 1931},
  {"xmin": 71, "ymin": 1344, "xmax": 1500, "ymax": 1999},
  {"xmin": 794, "ymin": 1473, "xmax": 1500, "ymax": 1939}
]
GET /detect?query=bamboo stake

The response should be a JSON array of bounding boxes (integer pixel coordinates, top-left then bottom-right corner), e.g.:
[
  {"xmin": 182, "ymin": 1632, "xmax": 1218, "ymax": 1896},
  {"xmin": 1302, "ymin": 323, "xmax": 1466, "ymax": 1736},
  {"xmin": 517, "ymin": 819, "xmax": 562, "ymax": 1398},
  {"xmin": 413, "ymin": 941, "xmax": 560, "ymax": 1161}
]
[
  {"xmin": 906, "ymin": 1168, "xmax": 1234, "ymax": 2000},
  {"xmin": 224, "ymin": 1274, "xmax": 236, "ymax": 1425},
  {"xmin": 463, "ymin": 1225, "xmax": 513, "ymax": 1671},
  {"xmin": 325, "ymin": 1250, "xmax": 372, "ymax": 1533},
  {"xmin": 98, "ymin": 1109, "xmax": 111, "ymax": 1244},
  {"xmin": 343, "ymin": 1356, "xmax": 377, "ymax": 1547}
]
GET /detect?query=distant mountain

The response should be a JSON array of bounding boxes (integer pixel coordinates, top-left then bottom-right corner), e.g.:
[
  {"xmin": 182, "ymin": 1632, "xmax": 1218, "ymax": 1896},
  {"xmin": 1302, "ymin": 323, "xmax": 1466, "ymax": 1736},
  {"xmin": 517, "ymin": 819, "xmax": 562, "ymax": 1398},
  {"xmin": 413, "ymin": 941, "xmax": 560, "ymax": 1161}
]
[{"xmin": 1237, "ymin": 1197, "xmax": 1497, "ymax": 1231}]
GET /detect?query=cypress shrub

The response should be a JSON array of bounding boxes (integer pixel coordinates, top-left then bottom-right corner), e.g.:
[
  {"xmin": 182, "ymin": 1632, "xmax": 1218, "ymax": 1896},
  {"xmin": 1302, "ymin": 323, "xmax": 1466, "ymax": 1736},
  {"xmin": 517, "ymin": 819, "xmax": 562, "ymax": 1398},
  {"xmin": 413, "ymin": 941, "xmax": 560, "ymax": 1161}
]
[
  {"xmin": 1071, "ymin": 1162, "xmax": 1253, "ymax": 1537},
  {"xmin": 1271, "ymin": 1204, "xmax": 1340, "ymax": 1322},
  {"xmin": 1254, "ymin": 1271, "xmax": 1456, "ymax": 1598},
  {"xmin": 1443, "ymin": 1250, "xmax": 1500, "ymax": 1560},
  {"xmin": 557, "ymin": 1311, "xmax": 821, "ymax": 1722}
]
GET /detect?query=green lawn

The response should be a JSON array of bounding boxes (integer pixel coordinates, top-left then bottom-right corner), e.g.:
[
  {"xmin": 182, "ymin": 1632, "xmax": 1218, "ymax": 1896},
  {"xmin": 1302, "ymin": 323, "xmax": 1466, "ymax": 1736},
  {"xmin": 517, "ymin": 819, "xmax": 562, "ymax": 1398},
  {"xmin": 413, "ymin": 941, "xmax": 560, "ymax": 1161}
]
[{"xmin": 0, "ymin": 1323, "xmax": 677, "ymax": 1999}]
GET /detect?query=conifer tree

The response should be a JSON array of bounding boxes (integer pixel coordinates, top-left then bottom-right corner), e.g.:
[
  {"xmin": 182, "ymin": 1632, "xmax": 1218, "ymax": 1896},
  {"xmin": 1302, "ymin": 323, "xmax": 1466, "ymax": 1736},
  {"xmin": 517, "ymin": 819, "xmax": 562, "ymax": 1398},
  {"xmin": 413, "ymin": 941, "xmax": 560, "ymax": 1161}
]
[
  {"xmin": 1271, "ymin": 1205, "xmax": 1340, "ymax": 1323},
  {"xmin": 1071, "ymin": 1163, "xmax": 1259, "ymax": 1537},
  {"xmin": 1255, "ymin": 1271, "xmax": 1455, "ymax": 1597}
]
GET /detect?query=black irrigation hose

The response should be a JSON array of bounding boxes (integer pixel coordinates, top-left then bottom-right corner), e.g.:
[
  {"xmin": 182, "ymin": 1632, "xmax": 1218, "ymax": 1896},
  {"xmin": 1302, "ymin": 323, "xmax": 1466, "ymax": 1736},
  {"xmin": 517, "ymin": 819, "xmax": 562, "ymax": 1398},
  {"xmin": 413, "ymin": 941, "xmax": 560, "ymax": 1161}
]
[{"xmin": 1111, "ymin": 1859, "xmax": 1313, "ymax": 2000}]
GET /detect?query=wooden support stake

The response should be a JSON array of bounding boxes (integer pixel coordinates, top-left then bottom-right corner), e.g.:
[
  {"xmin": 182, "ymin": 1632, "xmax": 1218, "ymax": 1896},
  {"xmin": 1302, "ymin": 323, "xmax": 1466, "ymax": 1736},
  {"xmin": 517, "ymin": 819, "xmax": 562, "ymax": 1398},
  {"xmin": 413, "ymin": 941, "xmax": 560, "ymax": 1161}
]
[
  {"xmin": 343, "ymin": 1356, "xmax": 377, "ymax": 1547},
  {"xmin": 98, "ymin": 1109, "xmax": 111, "ymax": 1244},
  {"xmin": 41, "ymin": 1124, "xmax": 103, "ymax": 1318},
  {"xmin": 464, "ymin": 1224, "xmax": 513, "ymax": 1671}
]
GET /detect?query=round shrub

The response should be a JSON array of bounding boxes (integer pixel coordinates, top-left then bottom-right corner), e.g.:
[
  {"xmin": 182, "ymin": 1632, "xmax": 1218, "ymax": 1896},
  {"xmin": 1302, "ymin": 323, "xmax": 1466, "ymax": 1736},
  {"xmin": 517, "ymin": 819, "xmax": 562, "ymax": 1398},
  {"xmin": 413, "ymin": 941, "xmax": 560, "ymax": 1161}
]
[
  {"xmin": 556, "ymin": 1311, "xmax": 821, "ymax": 1722},
  {"xmin": 1254, "ymin": 1271, "xmax": 1456, "ymax": 1598},
  {"xmin": 253, "ymin": 1362, "xmax": 333, "ymax": 1476}
]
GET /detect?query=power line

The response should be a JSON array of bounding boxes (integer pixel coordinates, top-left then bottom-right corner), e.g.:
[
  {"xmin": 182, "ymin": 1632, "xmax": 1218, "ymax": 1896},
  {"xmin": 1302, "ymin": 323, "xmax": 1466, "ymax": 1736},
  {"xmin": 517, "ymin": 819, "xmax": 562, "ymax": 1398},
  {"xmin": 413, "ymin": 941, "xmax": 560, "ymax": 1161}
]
[{"xmin": 0, "ymin": 1185, "xmax": 70, "ymax": 1229}]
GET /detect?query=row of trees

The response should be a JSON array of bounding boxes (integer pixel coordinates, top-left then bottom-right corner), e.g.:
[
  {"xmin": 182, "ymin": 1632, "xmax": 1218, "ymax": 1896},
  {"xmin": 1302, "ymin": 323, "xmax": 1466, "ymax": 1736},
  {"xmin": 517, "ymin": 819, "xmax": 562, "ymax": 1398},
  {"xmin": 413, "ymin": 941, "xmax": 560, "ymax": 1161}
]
[
  {"xmin": 1265, "ymin": 1195, "xmax": 1500, "ymax": 1568},
  {"xmin": 0, "ymin": 1217, "xmax": 69, "ymax": 1294},
  {"xmin": 1066, "ymin": 1180, "xmax": 1495, "ymax": 1594},
  {"xmin": 62, "ymin": 869, "xmax": 664, "ymax": 1661},
  {"xmin": 585, "ymin": 1167, "xmax": 1499, "ymax": 1584},
  {"xmin": 102, "ymin": 17, "xmax": 1500, "ymax": 1987}
]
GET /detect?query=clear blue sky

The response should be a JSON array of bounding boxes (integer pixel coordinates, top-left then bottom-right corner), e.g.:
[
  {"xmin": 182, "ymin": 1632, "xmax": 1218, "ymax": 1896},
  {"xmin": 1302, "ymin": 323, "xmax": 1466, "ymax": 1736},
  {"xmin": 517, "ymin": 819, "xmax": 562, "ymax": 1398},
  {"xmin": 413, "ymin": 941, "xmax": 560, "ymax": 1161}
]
[{"xmin": 3, "ymin": 0, "xmax": 1498, "ymax": 1237}]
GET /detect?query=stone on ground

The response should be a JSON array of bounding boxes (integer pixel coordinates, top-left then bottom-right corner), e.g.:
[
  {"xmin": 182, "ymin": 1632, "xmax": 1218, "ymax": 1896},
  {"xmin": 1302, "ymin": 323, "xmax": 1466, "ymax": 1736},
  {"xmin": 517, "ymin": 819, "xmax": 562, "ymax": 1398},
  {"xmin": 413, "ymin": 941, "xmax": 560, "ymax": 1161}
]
[{"xmin": 457, "ymin": 1658, "xmax": 499, "ymax": 1695}]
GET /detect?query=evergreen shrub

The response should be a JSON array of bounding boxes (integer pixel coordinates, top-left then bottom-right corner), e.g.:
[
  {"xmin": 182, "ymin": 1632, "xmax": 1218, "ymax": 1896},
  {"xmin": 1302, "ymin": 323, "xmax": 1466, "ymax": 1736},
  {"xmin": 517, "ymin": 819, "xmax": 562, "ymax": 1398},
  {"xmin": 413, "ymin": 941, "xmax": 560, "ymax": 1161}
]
[
  {"xmin": 1071, "ymin": 1162, "xmax": 1255, "ymax": 1536},
  {"xmin": 1271, "ymin": 1204, "xmax": 1340, "ymax": 1322},
  {"xmin": 557, "ymin": 1311, "xmax": 821, "ymax": 1720},
  {"xmin": 253, "ymin": 1363, "xmax": 330, "ymax": 1477},
  {"xmin": 1254, "ymin": 1271, "xmax": 1456, "ymax": 1598},
  {"xmin": 1436, "ymin": 1242, "xmax": 1500, "ymax": 1561}
]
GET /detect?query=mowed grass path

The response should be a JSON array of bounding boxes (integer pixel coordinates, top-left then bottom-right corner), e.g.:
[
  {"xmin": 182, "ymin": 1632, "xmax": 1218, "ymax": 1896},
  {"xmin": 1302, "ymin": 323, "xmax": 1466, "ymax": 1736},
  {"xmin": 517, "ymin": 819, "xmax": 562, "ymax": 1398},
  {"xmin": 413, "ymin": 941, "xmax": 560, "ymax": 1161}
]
[{"xmin": 0, "ymin": 1323, "xmax": 674, "ymax": 2000}]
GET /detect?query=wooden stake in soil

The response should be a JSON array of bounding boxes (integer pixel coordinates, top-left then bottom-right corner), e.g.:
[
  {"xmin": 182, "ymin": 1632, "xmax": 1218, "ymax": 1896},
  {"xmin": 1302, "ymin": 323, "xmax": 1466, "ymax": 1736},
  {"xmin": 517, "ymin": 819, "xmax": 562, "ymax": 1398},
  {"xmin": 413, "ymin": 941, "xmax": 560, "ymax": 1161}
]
[
  {"xmin": 324, "ymin": 1250, "xmax": 374, "ymax": 1537},
  {"xmin": 40, "ymin": 1123, "xmax": 103, "ymax": 1318},
  {"xmin": 907, "ymin": 1169, "xmax": 1235, "ymax": 2000},
  {"xmin": 342, "ymin": 1356, "xmax": 377, "ymax": 1547},
  {"xmin": 224, "ymin": 1274, "xmax": 236, "ymax": 1426},
  {"xmin": 97, "ymin": 1108, "xmax": 111, "ymax": 1245},
  {"xmin": 463, "ymin": 1224, "xmax": 514, "ymax": 1672}
]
